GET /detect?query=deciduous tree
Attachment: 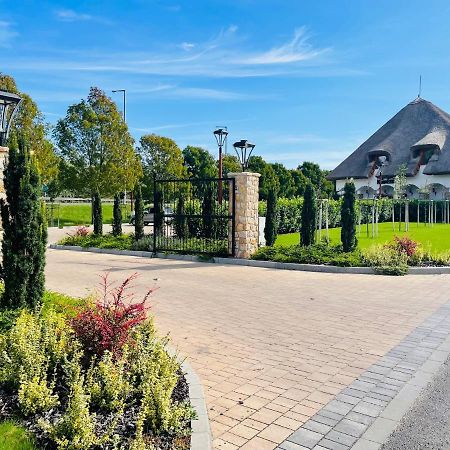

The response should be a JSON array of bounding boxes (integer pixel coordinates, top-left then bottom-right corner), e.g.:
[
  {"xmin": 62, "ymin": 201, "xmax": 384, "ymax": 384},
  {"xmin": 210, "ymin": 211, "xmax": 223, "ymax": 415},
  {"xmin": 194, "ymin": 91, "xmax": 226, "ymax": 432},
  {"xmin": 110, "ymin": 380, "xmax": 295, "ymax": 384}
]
[
  {"xmin": 183, "ymin": 146, "xmax": 217, "ymax": 179},
  {"xmin": 54, "ymin": 87, "xmax": 142, "ymax": 207},
  {"xmin": 0, "ymin": 73, "xmax": 59, "ymax": 186},
  {"xmin": 139, "ymin": 134, "xmax": 185, "ymax": 197}
]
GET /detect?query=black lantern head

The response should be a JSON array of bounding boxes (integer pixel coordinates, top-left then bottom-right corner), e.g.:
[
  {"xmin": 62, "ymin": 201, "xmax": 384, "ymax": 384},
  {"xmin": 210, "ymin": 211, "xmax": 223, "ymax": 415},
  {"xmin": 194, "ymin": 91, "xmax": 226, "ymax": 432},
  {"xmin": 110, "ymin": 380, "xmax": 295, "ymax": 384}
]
[
  {"xmin": 213, "ymin": 127, "xmax": 228, "ymax": 148},
  {"xmin": 233, "ymin": 139, "xmax": 255, "ymax": 171},
  {"xmin": 0, "ymin": 91, "xmax": 22, "ymax": 147}
]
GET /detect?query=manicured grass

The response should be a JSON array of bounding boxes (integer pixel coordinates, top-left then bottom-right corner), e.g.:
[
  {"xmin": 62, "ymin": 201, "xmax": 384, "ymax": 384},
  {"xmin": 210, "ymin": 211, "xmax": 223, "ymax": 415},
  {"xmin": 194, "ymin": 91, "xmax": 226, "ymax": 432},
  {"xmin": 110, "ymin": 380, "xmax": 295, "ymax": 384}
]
[
  {"xmin": 45, "ymin": 203, "xmax": 131, "ymax": 227},
  {"xmin": 0, "ymin": 421, "xmax": 36, "ymax": 450},
  {"xmin": 276, "ymin": 222, "xmax": 450, "ymax": 253}
]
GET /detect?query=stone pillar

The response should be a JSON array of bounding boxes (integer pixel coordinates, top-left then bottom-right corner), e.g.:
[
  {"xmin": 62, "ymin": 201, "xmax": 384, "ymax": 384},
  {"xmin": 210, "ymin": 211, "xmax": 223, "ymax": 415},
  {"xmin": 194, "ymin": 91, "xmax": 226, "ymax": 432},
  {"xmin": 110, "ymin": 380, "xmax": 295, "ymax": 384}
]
[{"xmin": 228, "ymin": 172, "xmax": 260, "ymax": 258}]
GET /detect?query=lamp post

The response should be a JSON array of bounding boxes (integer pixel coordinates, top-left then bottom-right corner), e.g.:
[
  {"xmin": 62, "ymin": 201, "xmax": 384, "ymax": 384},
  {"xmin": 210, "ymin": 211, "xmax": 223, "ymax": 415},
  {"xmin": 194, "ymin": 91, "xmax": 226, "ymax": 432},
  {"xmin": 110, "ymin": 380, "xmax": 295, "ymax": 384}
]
[
  {"xmin": 233, "ymin": 139, "xmax": 255, "ymax": 171},
  {"xmin": 112, "ymin": 89, "xmax": 131, "ymax": 209},
  {"xmin": 213, "ymin": 127, "xmax": 228, "ymax": 204},
  {"xmin": 0, "ymin": 90, "xmax": 22, "ymax": 147},
  {"xmin": 112, "ymin": 89, "xmax": 126, "ymax": 122}
]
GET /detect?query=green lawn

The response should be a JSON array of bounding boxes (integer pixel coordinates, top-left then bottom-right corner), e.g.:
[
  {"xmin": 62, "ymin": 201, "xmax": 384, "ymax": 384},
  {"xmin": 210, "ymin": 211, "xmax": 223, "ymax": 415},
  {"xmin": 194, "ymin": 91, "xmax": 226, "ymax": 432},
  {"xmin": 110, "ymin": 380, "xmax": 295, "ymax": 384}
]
[
  {"xmin": 276, "ymin": 222, "xmax": 450, "ymax": 253},
  {"xmin": 0, "ymin": 421, "xmax": 36, "ymax": 450},
  {"xmin": 45, "ymin": 203, "xmax": 131, "ymax": 227}
]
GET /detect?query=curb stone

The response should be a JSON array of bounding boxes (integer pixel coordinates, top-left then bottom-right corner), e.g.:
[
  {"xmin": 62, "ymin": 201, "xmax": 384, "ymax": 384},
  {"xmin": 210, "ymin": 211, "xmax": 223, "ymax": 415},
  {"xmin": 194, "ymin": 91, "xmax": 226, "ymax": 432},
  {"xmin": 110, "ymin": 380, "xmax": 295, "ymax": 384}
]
[
  {"xmin": 49, "ymin": 244, "xmax": 450, "ymax": 275},
  {"xmin": 166, "ymin": 347, "xmax": 212, "ymax": 450}
]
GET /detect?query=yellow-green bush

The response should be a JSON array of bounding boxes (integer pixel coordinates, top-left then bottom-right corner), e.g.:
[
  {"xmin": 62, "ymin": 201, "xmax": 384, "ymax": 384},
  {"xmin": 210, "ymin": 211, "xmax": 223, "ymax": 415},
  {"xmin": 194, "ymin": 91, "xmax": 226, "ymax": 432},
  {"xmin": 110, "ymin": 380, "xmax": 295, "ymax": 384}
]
[
  {"xmin": 362, "ymin": 245, "xmax": 409, "ymax": 275},
  {"xmin": 0, "ymin": 307, "xmax": 194, "ymax": 449}
]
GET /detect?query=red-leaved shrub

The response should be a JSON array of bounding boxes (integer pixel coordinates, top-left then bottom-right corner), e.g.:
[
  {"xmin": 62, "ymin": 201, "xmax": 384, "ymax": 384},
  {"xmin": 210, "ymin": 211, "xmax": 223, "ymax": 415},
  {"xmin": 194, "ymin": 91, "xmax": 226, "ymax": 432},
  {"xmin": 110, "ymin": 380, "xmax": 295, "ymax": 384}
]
[
  {"xmin": 71, "ymin": 273, "xmax": 153, "ymax": 358},
  {"xmin": 70, "ymin": 225, "xmax": 91, "ymax": 237},
  {"xmin": 388, "ymin": 236, "xmax": 418, "ymax": 257}
]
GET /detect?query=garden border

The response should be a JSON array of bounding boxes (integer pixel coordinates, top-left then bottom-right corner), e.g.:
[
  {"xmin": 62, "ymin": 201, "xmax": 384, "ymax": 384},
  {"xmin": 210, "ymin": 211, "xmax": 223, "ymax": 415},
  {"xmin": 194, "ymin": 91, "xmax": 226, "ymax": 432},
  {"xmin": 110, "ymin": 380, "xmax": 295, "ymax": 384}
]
[
  {"xmin": 49, "ymin": 244, "xmax": 450, "ymax": 275},
  {"xmin": 176, "ymin": 355, "xmax": 212, "ymax": 450}
]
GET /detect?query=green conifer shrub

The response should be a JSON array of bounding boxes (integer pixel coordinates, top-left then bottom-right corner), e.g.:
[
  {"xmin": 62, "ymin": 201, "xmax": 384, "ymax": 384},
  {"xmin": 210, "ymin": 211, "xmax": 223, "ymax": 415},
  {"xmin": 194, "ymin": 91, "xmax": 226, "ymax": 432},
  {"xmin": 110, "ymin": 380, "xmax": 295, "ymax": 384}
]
[
  {"xmin": 341, "ymin": 181, "xmax": 358, "ymax": 252},
  {"xmin": 92, "ymin": 190, "xmax": 102, "ymax": 235},
  {"xmin": 264, "ymin": 188, "xmax": 278, "ymax": 246},
  {"xmin": 134, "ymin": 185, "xmax": 144, "ymax": 241},
  {"xmin": 0, "ymin": 135, "xmax": 47, "ymax": 309},
  {"xmin": 174, "ymin": 194, "xmax": 188, "ymax": 239},
  {"xmin": 300, "ymin": 183, "xmax": 317, "ymax": 246},
  {"xmin": 112, "ymin": 193, "xmax": 122, "ymax": 237}
]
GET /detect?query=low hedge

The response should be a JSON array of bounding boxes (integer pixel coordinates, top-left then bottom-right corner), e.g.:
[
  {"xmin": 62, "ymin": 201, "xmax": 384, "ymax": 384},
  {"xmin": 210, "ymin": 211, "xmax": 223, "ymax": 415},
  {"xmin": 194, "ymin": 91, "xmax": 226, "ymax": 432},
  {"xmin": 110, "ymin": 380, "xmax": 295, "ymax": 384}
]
[{"xmin": 252, "ymin": 239, "xmax": 450, "ymax": 276}]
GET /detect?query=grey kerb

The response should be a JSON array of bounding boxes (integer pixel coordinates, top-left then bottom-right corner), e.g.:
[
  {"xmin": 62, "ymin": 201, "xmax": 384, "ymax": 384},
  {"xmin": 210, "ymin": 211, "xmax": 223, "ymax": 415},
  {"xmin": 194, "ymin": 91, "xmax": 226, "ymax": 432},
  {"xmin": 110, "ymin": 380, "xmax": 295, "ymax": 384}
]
[
  {"xmin": 49, "ymin": 244, "xmax": 450, "ymax": 275},
  {"xmin": 276, "ymin": 299, "xmax": 450, "ymax": 450}
]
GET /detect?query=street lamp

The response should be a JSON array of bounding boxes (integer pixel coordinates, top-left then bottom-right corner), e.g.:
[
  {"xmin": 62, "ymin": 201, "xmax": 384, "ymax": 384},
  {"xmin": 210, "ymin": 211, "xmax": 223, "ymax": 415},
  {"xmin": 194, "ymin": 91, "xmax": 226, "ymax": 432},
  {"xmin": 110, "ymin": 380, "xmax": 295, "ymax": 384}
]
[
  {"xmin": 0, "ymin": 91, "xmax": 22, "ymax": 147},
  {"xmin": 112, "ymin": 89, "xmax": 126, "ymax": 122},
  {"xmin": 213, "ymin": 127, "xmax": 228, "ymax": 204},
  {"xmin": 233, "ymin": 139, "xmax": 255, "ymax": 171}
]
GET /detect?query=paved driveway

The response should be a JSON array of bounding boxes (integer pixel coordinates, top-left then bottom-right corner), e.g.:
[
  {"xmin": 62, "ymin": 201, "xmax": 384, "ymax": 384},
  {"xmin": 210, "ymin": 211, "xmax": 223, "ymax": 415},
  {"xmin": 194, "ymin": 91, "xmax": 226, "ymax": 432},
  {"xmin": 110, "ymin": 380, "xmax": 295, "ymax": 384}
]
[{"xmin": 45, "ymin": 248, "xmax": 450, "ymax": 449}]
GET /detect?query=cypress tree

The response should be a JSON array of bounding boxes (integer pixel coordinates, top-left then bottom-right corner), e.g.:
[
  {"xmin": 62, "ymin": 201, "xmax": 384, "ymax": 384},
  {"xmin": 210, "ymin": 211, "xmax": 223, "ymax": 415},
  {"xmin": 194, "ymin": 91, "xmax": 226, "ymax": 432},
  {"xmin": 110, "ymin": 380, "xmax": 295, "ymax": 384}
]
[
  {"xmin": 174, "ymin": 193, "xmax": 188, "ymax": 239},
  {"xmin": 202, "ymin": 187, "xmax": 214, "ymax": 239},
  {"xmin": 134, "ymin": 185, "xmax": 144, "ymax": 241},
  {"xmin": 92, "ymin": 190, "xmax": 102, "ymax": 235},
  {"xmin": 264, "ymin": 188, "xmax": 278, "ymax": 246},
  {"xmin": 112, "ymin": 193, "xmax": 122, "ymax": 237},
  {"xmin": 341, "ymin": 181, "xmax": 358, "ymax": 252},
  {"xmin": 154, "ymin": 190, "xmax": 164, "ymax": 236},
  {"xmin": 0, "ymin": 134, "xmax": 47, "ymax": 309},
  {"xmin": 300, "ymin": 183, "xmax": 317, "ymax": 246}
]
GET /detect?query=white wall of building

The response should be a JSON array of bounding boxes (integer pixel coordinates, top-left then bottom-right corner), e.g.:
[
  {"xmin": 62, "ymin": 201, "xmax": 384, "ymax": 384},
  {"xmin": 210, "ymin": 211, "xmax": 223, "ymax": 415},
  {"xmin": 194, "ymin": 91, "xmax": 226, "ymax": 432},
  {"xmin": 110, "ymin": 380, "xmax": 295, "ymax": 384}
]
[{"xmin": 336, "ymin": 166, "xmax": 450, "ymax": 200}]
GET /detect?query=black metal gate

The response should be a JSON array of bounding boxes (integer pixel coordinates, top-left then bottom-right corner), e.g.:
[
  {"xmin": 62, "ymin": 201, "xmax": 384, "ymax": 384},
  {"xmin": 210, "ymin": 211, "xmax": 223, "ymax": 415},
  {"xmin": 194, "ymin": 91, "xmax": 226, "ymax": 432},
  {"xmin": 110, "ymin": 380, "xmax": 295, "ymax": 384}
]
[{"xmin": 153, "ymin": 177, "xmax": 235, "ymax": 256}]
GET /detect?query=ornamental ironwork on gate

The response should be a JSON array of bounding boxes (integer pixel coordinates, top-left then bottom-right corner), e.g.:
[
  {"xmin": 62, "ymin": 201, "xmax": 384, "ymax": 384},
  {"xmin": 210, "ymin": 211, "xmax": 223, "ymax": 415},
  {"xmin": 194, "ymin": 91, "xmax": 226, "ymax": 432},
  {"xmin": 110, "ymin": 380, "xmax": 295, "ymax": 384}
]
[{"xmin": 152, "ymin": 176, "xmax": 235, "ymax": 256}]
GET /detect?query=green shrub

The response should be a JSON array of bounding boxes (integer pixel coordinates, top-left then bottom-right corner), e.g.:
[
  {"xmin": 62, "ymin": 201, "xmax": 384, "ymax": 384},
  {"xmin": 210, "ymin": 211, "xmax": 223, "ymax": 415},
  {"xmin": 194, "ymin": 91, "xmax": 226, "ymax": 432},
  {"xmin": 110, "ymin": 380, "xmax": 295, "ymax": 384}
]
[
  {"xmin": 252, "ymin": 242, "xmax": 363, "ymax": 266},
  {"xmin": 0, "ymin": 134, "xmax": 47, "ymax": 310},
  {"xmin": 112, "ymin": 193, "xmax": 122, "ymax": 237},
  {"xmin": 134, "ymin": 185, "xmax": 144, "ymax": 241},
  {"xmin": 362, "ymin": 245, "xmax": 409, "ymax": 275},
  {"xmin": 264, "ymin": 188, "xmax": 278, "ymax": 246},
  {"xmin": 0, "ymin": 289, "xmax": 194, "ymax": 448},
  {"xmin": 341, "ymin": 182, "xmax": 357, "ymax": 252},
  {"xmin": 301, "ymin": 184, "xmax": 317, "ymax": 246},
  {"xmin": 92, "ymin": 190, "xmax": 102, "ymax": 236}
]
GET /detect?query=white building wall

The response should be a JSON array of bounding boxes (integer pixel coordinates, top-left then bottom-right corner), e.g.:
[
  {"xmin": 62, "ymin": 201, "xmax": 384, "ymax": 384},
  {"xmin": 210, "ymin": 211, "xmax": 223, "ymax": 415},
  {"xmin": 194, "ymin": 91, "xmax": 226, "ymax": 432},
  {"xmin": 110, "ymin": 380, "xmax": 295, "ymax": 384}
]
[{"xmin": 336, "ymin": 167, "xmax": 450, "ymax": 200}]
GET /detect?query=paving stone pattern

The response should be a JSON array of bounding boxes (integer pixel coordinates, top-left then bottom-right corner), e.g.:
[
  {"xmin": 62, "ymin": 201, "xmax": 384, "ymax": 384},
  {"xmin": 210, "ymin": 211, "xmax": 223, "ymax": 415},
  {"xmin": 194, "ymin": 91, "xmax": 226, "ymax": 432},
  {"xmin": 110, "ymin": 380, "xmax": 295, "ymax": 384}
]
[
  {"xmin": 45, "ymin": 244, "xmax": 450, "ymax": 449},
  {"xmin": 278, "ymin": 300, "xmax": 450, "ymax": 450}
]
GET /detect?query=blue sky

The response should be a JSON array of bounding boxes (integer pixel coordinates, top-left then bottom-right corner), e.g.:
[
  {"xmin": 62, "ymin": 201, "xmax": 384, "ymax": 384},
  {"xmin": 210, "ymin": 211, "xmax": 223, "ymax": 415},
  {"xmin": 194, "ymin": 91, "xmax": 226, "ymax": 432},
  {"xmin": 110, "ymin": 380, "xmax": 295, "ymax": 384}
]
[{"xmin": 2, "ymin": 0, "xmax": 450, "ymax": 169}]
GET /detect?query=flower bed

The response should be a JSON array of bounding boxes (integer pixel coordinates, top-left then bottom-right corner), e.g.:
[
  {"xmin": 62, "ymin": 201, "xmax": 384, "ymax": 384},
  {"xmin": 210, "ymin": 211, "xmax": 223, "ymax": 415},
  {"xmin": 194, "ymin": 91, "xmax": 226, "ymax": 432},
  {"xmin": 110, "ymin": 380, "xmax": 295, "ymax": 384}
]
[
  {"xmin": 58, "ymin": 227, "xmax": 228, "ymax": 256},
  {"xmin": 252, "ymin": 237, "xmax": 450, "ymax": 276},
  {"xmin": 0, "ymin": 276, "xmax": 194, "ymax": 450}
]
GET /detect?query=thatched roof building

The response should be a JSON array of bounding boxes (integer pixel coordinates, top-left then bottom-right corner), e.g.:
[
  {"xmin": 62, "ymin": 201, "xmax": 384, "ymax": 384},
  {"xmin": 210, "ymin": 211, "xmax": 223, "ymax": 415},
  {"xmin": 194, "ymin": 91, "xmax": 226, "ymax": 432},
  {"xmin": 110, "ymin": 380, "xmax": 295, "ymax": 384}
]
[{"xmin": 328, "ymin": 97, "xmax": 450, "ymax": 199}]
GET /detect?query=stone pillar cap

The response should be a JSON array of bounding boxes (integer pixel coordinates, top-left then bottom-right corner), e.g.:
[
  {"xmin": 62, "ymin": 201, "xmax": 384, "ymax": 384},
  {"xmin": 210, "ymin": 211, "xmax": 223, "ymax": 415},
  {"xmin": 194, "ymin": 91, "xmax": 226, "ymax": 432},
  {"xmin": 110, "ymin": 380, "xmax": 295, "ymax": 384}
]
[
  {"xmin": 228, "ymin": 171, "xmax": 261, "ymax": 178},
  {"xmin": 0, "ymin": 146, "xmax": 8, "ymax": 153}
]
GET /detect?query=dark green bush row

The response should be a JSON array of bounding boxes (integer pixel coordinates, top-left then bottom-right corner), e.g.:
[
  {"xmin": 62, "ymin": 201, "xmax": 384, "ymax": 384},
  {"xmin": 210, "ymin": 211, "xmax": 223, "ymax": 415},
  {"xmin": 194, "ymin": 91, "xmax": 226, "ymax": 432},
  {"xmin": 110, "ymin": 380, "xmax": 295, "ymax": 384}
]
[{"xmin": 252, "ymin": 242, "xmax": 363, "ymax": 267}]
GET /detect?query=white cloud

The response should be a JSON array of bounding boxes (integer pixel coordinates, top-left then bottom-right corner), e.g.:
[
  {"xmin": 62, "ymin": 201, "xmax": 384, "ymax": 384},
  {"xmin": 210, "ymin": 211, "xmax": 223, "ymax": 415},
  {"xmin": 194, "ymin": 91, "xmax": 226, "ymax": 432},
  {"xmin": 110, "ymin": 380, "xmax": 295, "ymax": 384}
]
[
  {"xmin": 54, "ymin": 9, "xmax": 112, "ymax": 24},
  {"xmin": 242, "ymin": 28, "xmax": 327, "ymax": 65},
  {"xmin": 5, "ymin": 26, "xmax": 341, "ymax": 78},
  {"xmin": 179, "ymin": 42, "xmax": 195, "ymax": 51},
  {"xmin": 0, "ymin": 21, "xmax": 18, "ymax": 47}
]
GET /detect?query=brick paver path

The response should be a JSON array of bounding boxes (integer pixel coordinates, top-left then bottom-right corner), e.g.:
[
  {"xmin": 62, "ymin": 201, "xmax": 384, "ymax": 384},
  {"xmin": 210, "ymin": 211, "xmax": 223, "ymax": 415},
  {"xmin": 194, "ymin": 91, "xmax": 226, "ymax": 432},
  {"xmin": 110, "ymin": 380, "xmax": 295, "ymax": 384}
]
[{"xmin": 45, "ymin": 248, "xmax": 450, "ymax": 449}]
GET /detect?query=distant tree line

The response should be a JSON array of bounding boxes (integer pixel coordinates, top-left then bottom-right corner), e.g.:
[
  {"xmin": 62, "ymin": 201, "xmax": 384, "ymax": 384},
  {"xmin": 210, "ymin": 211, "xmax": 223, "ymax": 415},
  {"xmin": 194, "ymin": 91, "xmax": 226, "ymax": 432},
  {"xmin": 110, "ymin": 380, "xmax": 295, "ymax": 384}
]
[{"xmin": 1, "ymin": 73, "xmax": 336, "ymax": 238}]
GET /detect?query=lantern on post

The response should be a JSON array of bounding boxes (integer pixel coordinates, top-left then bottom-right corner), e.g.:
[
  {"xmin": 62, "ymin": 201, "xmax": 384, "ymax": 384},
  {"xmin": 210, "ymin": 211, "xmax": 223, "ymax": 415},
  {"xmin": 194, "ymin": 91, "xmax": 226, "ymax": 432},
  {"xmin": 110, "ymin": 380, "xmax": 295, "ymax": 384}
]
[
  {"xmin": 213, "ymin": 127, "xmax": 228, "ymax": 204},
  {"xmin": 233, "ymin": 139, "xmax": 255, "ymax": 171},
  {"xmin": 0, "ymin": 91, "xmax": 22, "ymax": 147}
]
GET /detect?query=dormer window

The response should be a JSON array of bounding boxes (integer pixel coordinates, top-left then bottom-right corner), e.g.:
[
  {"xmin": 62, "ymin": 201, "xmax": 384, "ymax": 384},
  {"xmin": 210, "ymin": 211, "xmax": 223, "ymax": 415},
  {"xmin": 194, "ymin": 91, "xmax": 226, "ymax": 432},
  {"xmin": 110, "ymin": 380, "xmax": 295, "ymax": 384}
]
[
  {"xmin": 368, "ymin": 150, "xmax": 391, "ymax": 167},
  {"xmin": 411, "ymin": 145, "xmax": 438, "ymax": 166}
]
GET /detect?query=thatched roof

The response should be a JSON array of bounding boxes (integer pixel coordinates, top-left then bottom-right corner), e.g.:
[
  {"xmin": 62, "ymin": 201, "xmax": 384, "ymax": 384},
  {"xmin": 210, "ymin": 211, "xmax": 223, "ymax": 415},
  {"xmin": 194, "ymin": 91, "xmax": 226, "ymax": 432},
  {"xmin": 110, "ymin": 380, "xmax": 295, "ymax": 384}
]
[{"xmin": 327, "ymin": 97, "xmax": 450, "ymax": 180}]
